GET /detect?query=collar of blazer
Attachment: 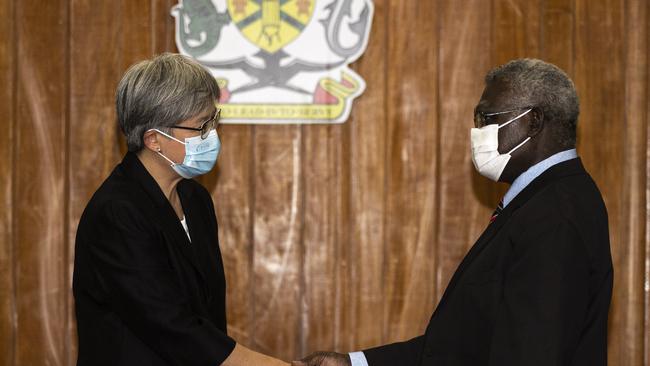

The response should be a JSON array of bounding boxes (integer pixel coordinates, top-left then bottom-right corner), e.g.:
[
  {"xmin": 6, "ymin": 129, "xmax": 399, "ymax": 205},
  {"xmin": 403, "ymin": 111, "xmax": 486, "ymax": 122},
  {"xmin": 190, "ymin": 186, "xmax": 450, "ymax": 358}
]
[
  {"xmin": 432, "ymin": 157, "xmax": 587, "ymax": 317},
  {"xmin": 503, "ymin": 157, "xmax": 587, "ymax": 214},
  {"xmin": 118, "ymin": 152, "xmax": 208, "ymax": 284}
]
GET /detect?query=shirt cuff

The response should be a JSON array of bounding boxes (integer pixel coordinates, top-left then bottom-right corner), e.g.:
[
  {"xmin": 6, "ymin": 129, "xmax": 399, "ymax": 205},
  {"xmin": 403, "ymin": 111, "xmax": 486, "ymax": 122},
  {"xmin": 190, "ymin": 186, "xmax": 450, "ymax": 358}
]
[{"xmin": 349, "ymin": 351, "xmax": 369, "ymax": 366}]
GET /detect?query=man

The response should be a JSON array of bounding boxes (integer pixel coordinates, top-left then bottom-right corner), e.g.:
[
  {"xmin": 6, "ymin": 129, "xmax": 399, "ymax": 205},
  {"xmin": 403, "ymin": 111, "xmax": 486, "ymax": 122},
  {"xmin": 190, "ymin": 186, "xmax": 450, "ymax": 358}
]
[{"xmin": 298, "ymin": 59, "xmax": 613, "ymax": 366}]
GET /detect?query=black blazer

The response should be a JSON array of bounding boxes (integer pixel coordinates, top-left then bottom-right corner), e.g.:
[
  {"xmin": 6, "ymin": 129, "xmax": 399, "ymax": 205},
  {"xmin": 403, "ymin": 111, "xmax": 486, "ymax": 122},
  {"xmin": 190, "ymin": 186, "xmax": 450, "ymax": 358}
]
[
  {"xmin": 73, "ymin": 152, "xmax": 236, "ymax": 366},
  {"xmin": 364, "ymin": 158, "xmax": 613, "ymax": 366}
]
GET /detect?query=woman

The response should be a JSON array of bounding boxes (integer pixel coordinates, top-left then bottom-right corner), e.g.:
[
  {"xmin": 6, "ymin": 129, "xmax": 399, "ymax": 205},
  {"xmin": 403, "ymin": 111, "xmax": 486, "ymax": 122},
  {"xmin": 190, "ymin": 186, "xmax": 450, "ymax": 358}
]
[{"xmin": 73, "ymin": 53, "xmax": 288, "ymax": 366}]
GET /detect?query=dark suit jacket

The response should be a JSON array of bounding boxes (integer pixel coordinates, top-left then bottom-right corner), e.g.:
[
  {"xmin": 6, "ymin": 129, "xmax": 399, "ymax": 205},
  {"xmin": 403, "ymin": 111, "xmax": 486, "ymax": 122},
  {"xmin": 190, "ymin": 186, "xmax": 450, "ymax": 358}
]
[
  {"xmin": 73, "ymin": 152, "xmax": 236, "ymax": 366},
  {"xmin": 364, "ymin": 158, "xmax": 613, "ymax": 366}
]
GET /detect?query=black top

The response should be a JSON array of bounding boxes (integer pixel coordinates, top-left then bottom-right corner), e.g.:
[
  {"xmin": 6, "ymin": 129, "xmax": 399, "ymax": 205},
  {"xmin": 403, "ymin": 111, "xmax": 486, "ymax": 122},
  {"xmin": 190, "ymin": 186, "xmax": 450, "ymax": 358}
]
[
  {"xmin": 73, "ymin": 152, "xmax": 236, "ymax": 366},
  {"xmin": 364, "ymin": 158, "xmax": 613, "ymax": 366}
]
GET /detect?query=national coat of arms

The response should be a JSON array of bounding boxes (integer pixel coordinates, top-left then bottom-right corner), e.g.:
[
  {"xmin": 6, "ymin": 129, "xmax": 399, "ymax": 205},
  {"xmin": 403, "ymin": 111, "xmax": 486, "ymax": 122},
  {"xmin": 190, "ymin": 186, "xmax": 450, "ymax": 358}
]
[{"xmin": 172, "ymin": 0, "xmax": 374, "ymax": 124}]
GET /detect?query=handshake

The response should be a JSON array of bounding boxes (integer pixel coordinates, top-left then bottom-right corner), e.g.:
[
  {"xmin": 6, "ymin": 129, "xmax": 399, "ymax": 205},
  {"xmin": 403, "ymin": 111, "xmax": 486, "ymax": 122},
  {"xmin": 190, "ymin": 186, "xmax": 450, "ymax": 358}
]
[{"xmin": 291, "ymin": 351, "xmax": 351, "ymax": 366}]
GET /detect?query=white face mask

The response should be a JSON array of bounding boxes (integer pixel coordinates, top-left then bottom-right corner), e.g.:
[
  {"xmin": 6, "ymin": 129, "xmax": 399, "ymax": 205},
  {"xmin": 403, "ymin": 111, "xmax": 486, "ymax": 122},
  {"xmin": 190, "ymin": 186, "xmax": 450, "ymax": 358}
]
[{"xmin": 470, "ymin": 109, "xmax": 532, "ymax": 181}]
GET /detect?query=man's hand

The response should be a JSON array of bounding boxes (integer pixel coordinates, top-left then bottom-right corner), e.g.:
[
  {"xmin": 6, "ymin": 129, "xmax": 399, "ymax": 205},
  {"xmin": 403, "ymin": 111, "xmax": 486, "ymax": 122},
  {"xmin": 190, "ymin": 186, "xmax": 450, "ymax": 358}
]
[{"xmin": 292, "ymin": 352, "xmax": 351, "ymax": 366}]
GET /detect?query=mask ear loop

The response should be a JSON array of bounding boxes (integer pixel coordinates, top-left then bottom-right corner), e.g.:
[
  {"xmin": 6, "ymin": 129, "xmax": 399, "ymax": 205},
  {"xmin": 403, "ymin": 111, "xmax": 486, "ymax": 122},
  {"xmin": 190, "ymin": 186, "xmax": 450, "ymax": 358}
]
[
  {"xmin": 147, "ymin": 128, "xmax": 186, "ymax": 145},
  {"xmin": 506, "ymin": 136, "xmax": 531, "ymax": 155},
  {"xmin": 147, "ymin": 129, "xmax": 183, "ymax": 165},
  {"xmin": 497, "ymin": 108, "xmax": 532, "ymax": 130},
  {"xmin": 495, "ymin": 109, "xmax": 533, "ymax": 155},
  {"xmin": 156, "ymin": 150, "xmax": 177, "ymax": 166}
]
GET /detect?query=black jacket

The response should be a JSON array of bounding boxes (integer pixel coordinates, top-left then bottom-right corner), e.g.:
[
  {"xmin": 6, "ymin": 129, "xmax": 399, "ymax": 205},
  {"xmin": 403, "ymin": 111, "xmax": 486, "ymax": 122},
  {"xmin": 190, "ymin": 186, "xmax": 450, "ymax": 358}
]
[
  {"xmin": 73, "ymin": 152, "xmax": 236, "ymax": 366},
  {"xmin": 364, "ymin": 158, "xmax": 613, "ymax": 366}
]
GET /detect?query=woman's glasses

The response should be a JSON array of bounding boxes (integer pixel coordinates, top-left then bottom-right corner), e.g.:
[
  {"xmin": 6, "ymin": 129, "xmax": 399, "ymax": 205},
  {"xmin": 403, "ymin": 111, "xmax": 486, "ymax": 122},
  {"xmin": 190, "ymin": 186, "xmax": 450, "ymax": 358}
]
[{"xmin": 170, "ymin": 109, "xmax": 221, "ymax": 139}]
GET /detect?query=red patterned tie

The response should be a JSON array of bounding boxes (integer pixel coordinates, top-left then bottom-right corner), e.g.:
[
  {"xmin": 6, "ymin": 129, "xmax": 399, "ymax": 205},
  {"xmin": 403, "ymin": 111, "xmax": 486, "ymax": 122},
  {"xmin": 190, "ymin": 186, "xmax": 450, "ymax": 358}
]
[{"xmin": 490, "ymin": 200, "xmax": 504, "ymax": 223}]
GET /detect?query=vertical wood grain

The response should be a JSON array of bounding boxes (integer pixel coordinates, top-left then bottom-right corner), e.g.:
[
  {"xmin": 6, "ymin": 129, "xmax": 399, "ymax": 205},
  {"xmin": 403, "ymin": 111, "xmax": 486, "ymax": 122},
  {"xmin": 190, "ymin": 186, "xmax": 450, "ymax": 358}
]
[
  {"xmin": 645, "ymin": 21, "xmax": 650, "ymax": 351},
  {"xmin": 621, "ymin": 1, "xmax": 649, "ymax": 365},
  {"xmin": 152, "ymin": 0, "xmax": 176, "ymax": 55},
  {"xmin": 574, "ymin": 0, "xmax": 628, "ymax": 364},
  {"xmin": 333, "ymin": 0, "xmax": 388, "ymax": 352},
  {"xmin": 13, "ymin": 0, "xmax": 69, "ymax": 365},
  {"xmin": 120, "ymin": 0, "xmax": 155, "ymax": 68},
  {"xmin": 300, "ymin": 124, "xmax": 342, "ymax": 353},
  {"xmin": 0, "ymin": 0, "xmax": 15, "ymax": 364},
  {"xmin": 382, "ymin": 0, "xmax": 438, "ymax": 343},
  {"xmin": 646, "ymin": 45, "xmax": 650, "ymax": 365},
  {"xmin": 493, "ymin": 0, "xmax": 542, "ymax": 64},
  {"xmin": 251, "ymin": 125, "xmax": 303, "ymax": 360},
  {"xmin": 542, "ymin": 0, "xmax": 574, "ymax": 73},
  {"xmin": 201, "ymin": 124, "xmax": 255, "ymax": 345},
  {"xmin": 435, "ymin": 0, "xmax": 493, "ymax": 305}
]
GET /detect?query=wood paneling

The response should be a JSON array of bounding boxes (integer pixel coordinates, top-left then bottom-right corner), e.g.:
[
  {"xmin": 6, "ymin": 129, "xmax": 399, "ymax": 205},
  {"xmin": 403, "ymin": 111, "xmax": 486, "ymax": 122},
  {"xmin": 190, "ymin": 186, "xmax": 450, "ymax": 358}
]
[
  {"xmin": 339, "ymin": 0, "xmax": 387, "ymax": 351},
  {"xmin": 152, "ymin": 0, "xmax": 176, "ymax": 54},
  {"xmin": 619, "ymin": 1, "xmax": 648, "ymax": 365},
  {"xmin": 301, "ymin": 123, "xmax": 346, "ymax": 353},
  {"xmin": 542, "ymin": 0, "xmax": 574, "ymax": 72},
  {"xmin": 574, "ymin": 1, "xmax": 627, "ymax": 365},
  {"xmin": 383, "ymin": 0, "xmax": 438, "ymax": 343},
  {"xmin": 251, "ymin": 125, "xmax": 303, "ymax": 359},
  {"xmin": 13, "ymin": 1, "xmax": 69, "ymax": 365},
  {"xmin": 0, "ymin": 0, "xmax": 15, "ymax": 364},
  {"xmin": 203, "ymin": 124, "xmax": 256, "ymax": 345},
  {"xmin": 493, "ymin": 0, "xmax": 541, "ymax": 64},
  {"xmin": 0, "ymin": 1, "xmax": 648, "ymax": 365}
]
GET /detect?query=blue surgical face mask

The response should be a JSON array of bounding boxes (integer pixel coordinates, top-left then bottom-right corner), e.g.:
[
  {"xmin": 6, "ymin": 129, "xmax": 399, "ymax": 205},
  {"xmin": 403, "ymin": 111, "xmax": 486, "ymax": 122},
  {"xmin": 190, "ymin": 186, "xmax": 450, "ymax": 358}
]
[{"xmin": 149, "ymin": 128, "xmax": 221, "ymax": 179}]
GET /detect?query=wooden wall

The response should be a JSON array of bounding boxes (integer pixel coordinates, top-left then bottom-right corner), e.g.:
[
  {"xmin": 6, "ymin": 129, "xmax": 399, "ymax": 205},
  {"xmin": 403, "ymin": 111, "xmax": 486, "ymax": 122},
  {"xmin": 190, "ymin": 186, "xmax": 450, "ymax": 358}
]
[{"xmin": 0, "ymin": 0, "xmax": 648, "ymax": 365}]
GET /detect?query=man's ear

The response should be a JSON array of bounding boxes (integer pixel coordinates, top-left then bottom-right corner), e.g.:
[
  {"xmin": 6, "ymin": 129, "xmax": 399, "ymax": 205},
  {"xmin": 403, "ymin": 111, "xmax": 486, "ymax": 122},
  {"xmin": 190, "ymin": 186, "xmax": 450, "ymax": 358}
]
[
  {"xmin": 528, "ymin": 107, "xmax": 544, "ymax": 137},
  {"xmin": 142, "ymin": 130, "xmax": 161, "ymax": 152}
]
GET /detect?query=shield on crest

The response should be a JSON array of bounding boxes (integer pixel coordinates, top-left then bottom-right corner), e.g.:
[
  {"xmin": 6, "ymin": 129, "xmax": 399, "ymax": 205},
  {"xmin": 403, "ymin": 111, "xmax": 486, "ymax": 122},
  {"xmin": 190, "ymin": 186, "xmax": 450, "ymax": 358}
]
[{"xmin": 226, "ymin": 0, "xmax": 316, "ymax": 53}]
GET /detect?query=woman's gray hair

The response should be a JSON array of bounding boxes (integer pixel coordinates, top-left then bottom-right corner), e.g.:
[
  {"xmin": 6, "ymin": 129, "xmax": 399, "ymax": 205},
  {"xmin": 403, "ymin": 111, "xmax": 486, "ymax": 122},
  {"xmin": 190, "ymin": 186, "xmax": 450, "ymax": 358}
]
[
  {"xmin": 116, "ymin": 53, "xmax": 220, "ymax": 152},
  {"xmin": 485, "ymin": 58, "xmax": 579, "ymax": 148}
]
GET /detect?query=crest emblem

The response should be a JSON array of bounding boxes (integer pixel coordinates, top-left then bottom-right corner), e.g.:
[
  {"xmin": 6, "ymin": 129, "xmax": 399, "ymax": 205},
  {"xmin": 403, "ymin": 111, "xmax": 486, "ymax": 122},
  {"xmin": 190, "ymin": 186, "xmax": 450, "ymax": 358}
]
[
  {"xmin": 227, "ymin": 0, "xmax": 316, "ymax": 54},
  {"xmin": 172, "ymin": 0, "xmax": 374, "ymax": 124}
]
